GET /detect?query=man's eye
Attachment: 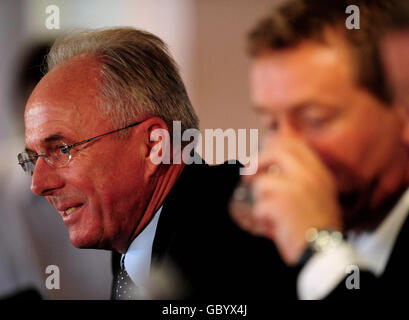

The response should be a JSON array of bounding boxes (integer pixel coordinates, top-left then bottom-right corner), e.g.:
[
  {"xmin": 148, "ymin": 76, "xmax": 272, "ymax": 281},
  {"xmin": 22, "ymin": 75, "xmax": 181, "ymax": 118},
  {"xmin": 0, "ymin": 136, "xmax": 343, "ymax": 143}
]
[
  {"xmin": 46, "ymin": 144, "xmax": 70, "ymax": 159},
  {"xmin": 306, "ymin": 116, "xmax": 329, "ymax": 127},
  {"xmin": 59, "ymin": 145, "xmax": 70, "ymax": 154},
  {"xmin": 264, "ymin": 118, "xmax": 279, "ymax": 132},
  {"xmin": 300, "ymin": 111, "xmax": 335, "ymax": 128},
  {"xmin": 269, "ymin": 121, "xmax": 278, "ymax": 132}
]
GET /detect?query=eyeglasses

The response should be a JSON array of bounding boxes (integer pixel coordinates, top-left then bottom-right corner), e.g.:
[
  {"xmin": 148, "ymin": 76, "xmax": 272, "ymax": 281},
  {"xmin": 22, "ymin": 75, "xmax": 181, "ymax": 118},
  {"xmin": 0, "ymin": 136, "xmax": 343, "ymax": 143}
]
[{"xmin": 17, "ymin": 121, "xmax": 144, "ymax": 176}]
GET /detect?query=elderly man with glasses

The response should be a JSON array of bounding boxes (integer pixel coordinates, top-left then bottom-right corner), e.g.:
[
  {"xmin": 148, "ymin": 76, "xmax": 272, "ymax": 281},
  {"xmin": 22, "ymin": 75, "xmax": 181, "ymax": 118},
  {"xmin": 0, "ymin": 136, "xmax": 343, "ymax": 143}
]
[{"xmin": 19, "ymin": 28, "xmax": 285, "ymax": 300}]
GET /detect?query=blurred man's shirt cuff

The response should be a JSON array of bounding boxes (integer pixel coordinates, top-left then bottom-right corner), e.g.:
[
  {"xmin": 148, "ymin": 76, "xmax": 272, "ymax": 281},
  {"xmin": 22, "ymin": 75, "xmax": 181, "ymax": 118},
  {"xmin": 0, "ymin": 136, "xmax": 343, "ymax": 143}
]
[
  {"xmin": 297, "ymin": 187, "xmax": 409, "ymax": 300},
  {"xmin": 297, "ymin": 242, "xmax": 358, "ymax": 300}
]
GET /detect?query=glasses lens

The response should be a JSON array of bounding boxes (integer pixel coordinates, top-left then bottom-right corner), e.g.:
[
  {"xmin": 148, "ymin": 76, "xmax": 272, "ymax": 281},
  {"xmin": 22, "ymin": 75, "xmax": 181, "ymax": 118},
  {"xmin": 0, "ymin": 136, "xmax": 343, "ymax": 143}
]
[
  {"xmin": 46, "ymin": 143, "xmax": 71, "ymax": 168},
  {"xmin": 17, "ymin": 152, "xmax": 35, "ymax": 176}
]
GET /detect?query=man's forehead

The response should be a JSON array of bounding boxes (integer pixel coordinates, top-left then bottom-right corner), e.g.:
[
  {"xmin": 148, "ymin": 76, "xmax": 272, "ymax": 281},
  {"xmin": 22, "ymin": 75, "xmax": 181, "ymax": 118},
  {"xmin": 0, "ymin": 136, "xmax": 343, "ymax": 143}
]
[
  {"xmin": 25, "ymin": 58, "xmax": 101, "ymax": 112},
  {"xmin": 25, "ymin": 104, "xmax": 77, "ymax": 147},
  {"xmin": 24, "ymin": 57, "xmax": 104, "ymax": 148},
  {"xmin": 251, "ymin": 43, "xmax": 345, "ymax": 85},
  {"xmin": 25, "ymin": 101, "xmax": 81, "ymax": 126},
  {"xmin": 250, "ymin": 41, "xmax": 353, "ymax": 112}
]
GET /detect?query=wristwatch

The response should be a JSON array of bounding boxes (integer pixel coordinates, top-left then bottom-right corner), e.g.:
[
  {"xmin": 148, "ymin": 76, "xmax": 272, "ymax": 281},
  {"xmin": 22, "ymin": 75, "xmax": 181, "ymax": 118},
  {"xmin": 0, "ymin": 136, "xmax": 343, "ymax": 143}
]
[{"xmin": 297, "ymin": 228, "xmax": 345, "ymax": 266}]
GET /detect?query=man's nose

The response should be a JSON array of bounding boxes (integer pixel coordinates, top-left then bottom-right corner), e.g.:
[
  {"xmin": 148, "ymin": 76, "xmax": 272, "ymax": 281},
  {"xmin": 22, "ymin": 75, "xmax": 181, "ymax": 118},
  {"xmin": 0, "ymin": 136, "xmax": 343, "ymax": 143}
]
[
  {"xmin": 264, "ymin": 119, "xmax": 310, "ymax": 152},
  {"xmin": 31, "ymin": 157, "xmax": 64, "ymax": 196},
  {"xmin": 267, "ymin": 118, "xmax": 301, "ymax": 142},
  {"xmin": 278, "ymin": 119, "xmax": 301, "ymax": 139}
]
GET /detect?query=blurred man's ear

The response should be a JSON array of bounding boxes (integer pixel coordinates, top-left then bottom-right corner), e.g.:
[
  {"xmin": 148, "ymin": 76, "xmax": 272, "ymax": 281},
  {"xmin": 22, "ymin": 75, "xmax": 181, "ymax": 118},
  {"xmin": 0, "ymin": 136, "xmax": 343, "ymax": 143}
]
[{"xmin": 398, "ymin": 105, "xmax": 409, "ymax": 144}]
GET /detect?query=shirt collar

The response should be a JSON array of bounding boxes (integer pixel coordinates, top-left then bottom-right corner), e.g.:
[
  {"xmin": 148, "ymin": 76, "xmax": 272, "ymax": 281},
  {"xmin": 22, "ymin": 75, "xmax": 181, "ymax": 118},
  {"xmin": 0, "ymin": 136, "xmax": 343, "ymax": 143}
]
[
  {"xmin": 349, "ymin": 187, "xmax": 409, "ymax": 276},
  {"xmin": 123, "ymin": 206, "xmax": 163, "ymax": 288}
]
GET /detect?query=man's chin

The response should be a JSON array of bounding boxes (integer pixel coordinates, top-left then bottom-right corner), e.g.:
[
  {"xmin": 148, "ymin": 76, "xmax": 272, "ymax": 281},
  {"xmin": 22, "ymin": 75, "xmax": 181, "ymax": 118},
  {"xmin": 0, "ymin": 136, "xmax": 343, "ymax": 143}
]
[
  {"xmin": 339, "ymin": 182, "xmax": 406, "ymax": 232},
  {"xmin": 70, "ymin": 238, "xmax": 94, "ymax": 249},
  {"xmin": 69, "ymin": 231, "xmax": 116, "ymax": 251},
  {"xmin": 334, "ymin": 173, "xmax": 374, "ymax": 231},
  {"xmin": 68, "ymin": 230, "xmax": 100, "ymax": 249},
  {"xmin": 339, "ymin": 190, "xmax": 369, "ymax": 231}
]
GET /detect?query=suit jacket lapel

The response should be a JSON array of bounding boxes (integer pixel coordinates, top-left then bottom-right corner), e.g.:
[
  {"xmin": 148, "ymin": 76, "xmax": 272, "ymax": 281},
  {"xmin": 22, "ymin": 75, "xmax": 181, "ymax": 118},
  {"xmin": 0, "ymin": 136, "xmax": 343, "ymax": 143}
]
[{"xmin": 151, "ymin": 162, "xmax": 198, "ymax": 264}]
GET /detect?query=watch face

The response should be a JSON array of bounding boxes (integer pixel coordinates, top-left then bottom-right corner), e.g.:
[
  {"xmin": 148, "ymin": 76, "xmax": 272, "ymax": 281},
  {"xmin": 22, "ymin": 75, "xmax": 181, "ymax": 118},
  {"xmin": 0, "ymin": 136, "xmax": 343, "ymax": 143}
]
[{"xmin": 310, "ymin": 229, "xmax": 344, "ymax": 253}]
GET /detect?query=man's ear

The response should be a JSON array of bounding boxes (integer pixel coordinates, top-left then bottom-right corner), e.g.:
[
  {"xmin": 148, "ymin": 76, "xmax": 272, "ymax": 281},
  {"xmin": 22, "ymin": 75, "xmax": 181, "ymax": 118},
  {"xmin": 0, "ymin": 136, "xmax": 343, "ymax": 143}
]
[{"xmin": 139, "ymin": 117, "xmax": 171, "ymax": 173}]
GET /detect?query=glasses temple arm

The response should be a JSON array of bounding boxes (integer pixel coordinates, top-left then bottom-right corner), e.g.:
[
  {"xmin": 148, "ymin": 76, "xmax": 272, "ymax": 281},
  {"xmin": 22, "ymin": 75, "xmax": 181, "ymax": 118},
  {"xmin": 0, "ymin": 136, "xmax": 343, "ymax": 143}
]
[{"xmin": 68, "ymin": 121, "xmax": 144, "ymax": 149}]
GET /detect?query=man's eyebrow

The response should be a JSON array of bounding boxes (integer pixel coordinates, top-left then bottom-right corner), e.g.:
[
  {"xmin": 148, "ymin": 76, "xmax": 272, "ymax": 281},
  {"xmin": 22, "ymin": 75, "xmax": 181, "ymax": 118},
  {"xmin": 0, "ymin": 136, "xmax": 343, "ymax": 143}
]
[
  {"xmin": 291, "ymin": 101, "xmax": 338, "ymax": 116},
  {"xmin": 25, "ymin": 133, "xmax": 67, "ymax": 153},
  {"xmin": 254, "ymin": 100, "xmax": 324, "ymax": 113},
  {"xmin": 43, "ymin": 133, "xmax": 66, "ymax": 143}
]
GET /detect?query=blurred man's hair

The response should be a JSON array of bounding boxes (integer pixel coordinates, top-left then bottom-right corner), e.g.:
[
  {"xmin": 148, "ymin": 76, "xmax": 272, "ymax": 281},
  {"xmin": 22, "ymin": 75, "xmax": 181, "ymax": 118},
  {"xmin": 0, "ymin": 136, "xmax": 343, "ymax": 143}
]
[
  {"xmin": 381, "ymin": 0, "xmax": 409, "ymax": 30},
  {"xmin": 248, "ymin": 0, "xmax": 393, "ymax": 104},
  {"xmin": 47, "ymin": 27, "xmax": 198, "ymax": 137}
]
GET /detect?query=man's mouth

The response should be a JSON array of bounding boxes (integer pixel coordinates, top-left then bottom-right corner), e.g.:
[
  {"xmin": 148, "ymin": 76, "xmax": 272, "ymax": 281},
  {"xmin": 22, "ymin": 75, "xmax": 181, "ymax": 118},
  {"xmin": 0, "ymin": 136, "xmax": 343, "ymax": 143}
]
[
  {"xmin": 65, "ymin": 206, "xmax": 79, "ymax": 215},
  {"xmin": 58, "ymin": 204, "xmax": 84, "ymax": 217}
]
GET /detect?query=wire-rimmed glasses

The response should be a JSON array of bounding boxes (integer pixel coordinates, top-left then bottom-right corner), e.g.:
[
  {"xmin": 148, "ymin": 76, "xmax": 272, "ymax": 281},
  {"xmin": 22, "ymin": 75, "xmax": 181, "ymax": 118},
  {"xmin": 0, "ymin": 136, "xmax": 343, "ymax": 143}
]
[{"xmin": 17, "ymin": 121, "xmax": 144, "ymax": 176}]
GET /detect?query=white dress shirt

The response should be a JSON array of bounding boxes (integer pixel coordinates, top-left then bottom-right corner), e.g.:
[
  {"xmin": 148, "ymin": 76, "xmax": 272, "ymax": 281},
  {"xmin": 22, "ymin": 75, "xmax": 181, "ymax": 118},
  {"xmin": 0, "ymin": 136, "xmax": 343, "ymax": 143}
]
[
  {"xmin": 297, "ymin": 188, "xmax": 409, "ymax": 300},
  {"xmin": 122, "ymin": 206, "xmax": 163, "ymax": 291}
]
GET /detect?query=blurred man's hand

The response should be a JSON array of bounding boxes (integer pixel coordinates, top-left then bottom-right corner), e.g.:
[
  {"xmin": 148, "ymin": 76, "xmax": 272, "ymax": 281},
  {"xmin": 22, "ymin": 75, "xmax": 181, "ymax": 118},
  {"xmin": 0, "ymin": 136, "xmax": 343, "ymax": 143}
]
[{"xmin": 235, "ymin": 136, "xmax": 343, "ymax": 265}]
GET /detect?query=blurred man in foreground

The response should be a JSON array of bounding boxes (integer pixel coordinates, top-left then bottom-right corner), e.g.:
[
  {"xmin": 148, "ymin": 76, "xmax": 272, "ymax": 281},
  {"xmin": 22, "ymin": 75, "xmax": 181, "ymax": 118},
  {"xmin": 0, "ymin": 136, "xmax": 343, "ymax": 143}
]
[{"xmin": 232, "ymin": 0, "xmax": 409, "ymax": 299}]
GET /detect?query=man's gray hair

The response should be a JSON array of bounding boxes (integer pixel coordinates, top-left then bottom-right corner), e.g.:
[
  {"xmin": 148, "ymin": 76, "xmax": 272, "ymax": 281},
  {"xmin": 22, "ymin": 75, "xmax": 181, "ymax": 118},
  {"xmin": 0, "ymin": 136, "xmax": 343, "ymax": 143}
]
[{"xmin": 47, "ymin": 27, "xmax": 199, "ymax": 137}]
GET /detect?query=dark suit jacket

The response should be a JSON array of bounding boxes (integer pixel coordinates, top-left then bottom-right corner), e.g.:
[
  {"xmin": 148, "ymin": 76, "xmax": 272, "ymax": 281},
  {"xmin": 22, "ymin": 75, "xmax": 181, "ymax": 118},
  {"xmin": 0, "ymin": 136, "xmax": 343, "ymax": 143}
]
[
  {"xmin": 112, "ymin": 161, "xmax": 409, "ymax": 299},
  {"xmin": 112, "ymin": 161, "xmax": 299, "ymax": 299}
]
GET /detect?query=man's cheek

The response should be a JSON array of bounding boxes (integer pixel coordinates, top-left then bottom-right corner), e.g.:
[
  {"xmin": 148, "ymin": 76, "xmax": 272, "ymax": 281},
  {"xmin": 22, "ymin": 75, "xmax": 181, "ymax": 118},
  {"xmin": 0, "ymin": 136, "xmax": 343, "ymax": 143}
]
[{"xmin": 309, "ymin": 148, "xmax": 351, "ymax": 190}]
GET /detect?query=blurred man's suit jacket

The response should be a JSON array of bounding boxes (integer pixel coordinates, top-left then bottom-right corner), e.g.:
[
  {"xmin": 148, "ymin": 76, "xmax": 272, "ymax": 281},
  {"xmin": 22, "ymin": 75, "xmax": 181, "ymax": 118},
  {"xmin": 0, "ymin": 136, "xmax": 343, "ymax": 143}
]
[
  {"xmin": 111, "ymin": 161, "xmax": 299, "ymax": 299},
  {"xmin": 327, "ymin": 213, "xmax": 409, "ymax": 299}
]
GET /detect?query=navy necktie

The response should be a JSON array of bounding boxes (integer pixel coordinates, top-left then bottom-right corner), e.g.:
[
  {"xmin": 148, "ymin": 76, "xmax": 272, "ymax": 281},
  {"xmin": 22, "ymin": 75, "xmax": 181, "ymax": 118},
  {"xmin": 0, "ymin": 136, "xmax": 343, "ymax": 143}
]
[{"xmin": 113, "ymin": 257, "xmax": 140, "ymax": 300}]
